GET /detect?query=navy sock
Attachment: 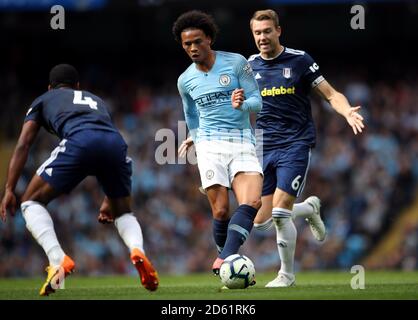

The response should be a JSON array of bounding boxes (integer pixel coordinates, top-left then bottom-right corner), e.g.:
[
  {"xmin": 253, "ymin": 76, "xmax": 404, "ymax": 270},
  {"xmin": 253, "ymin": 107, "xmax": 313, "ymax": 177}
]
[
  {"xmin": 213, "ymin": 218, "xmax": 230, "ymax": 254},
  {"xmin": 219, "ymin": 205, "xmax": 258, "ymax": 259}
]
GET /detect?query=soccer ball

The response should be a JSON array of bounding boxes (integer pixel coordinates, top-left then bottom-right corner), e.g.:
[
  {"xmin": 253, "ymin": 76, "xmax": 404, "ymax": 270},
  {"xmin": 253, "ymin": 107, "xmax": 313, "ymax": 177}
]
[{"xmin": 219, "ymin": 254, "xmax": 256, "ymax": 289}]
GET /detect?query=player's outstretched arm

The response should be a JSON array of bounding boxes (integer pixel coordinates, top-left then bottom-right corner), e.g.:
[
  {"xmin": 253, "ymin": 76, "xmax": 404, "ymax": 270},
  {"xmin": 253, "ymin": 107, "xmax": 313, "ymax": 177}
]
[
  {"xmin": 314, "ymin": 80, "xmax": 365, "ymax": 135},
  {"xmin": 1, "ymin": 120, "xmax": 40, "ymax": 222}
]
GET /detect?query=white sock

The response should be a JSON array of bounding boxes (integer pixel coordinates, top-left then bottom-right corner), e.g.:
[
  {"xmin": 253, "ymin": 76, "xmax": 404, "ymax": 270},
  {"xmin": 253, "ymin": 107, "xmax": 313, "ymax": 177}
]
[
  {"xmin": 114, "ymin": 213, "xmax": 144, "ymax": 253},
  {"xmin": 254, "ymin": 217, "xmax": 273, "ymax": 231},
  {"xmin": 292, "ymin": 201, "xmax": 314, "ymax": 220},
  {"xmin": 21, "ymin": 201, "xmax": 65, "ymax": 267},
  {"xmin": 272, "ymin": 207, "xmax": 297, "ymax": 275}
]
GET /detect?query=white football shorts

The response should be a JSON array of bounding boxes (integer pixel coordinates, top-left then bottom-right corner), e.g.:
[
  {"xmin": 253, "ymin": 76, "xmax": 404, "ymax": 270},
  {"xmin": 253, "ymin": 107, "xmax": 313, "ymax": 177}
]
[{"xmin": 195, "ymin": 140, "xmax": 263, "ymax": 190}]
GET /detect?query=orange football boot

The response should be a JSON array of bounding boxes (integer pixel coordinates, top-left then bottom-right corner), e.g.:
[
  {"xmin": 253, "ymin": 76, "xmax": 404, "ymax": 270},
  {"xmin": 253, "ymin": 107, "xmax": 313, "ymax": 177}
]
[
  {"xmin": 39, "ymin": 255, "xmax": 75, "ymax": 296},
  {"xmin": 130, "ymin": 248, "xmax": 159, "ymax": 292}
]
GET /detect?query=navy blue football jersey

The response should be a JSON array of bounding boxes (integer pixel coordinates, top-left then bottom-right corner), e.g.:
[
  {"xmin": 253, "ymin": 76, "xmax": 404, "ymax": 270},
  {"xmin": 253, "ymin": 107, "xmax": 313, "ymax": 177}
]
[
  {"xmin": 249, "ymin": 47, "xmax": 324, "ymax": 151},
  {"xmin": 25, "ymin": 88, "xmax": 118, "ymax": 139}
]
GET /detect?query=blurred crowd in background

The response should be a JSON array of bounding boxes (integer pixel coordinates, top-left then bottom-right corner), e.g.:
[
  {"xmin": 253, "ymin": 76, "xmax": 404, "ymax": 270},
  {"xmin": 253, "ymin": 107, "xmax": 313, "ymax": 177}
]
[
  {"xmin": 1, "ymin": 64, "xmax": 417, "ymax": 277},
  {"xmin": 1, "ymin": 0, "xmax": 418, "ymax": 277}
]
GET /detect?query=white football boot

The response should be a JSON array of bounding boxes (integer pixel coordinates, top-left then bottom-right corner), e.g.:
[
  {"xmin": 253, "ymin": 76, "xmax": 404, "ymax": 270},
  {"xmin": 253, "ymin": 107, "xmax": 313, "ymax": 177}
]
[
  {"xmin": 304, "ymin": 196, "xmax": 326, "ymax": 242},
  {"xmin": 265, "ymin": 273, "xmax": 296, "ymax": 288}
]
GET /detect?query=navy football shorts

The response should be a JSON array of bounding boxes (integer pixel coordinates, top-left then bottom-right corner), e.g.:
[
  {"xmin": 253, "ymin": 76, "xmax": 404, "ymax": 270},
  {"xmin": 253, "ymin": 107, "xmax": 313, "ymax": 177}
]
[
  {"xmin": 261, "ymin": 144, "xmax": 311, "ymax": 197},
  {"xmin": 36, "ymin": 130, "xmax": 132, "ymax": 198}
]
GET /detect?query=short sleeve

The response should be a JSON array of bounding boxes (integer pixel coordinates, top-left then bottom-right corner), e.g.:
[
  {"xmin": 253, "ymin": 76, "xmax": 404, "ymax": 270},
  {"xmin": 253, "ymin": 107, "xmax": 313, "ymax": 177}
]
[
  {"xmin": 301, "ymin": 52, "xmax": 325, "ymax": 89},
  {"xmin": 24, "ymin": 96, "xmax": 43, "ymax": 124}
]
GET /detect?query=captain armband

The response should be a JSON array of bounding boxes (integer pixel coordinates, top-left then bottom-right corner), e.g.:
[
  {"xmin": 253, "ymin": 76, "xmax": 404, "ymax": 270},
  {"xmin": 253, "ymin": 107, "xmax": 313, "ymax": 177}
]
[{"xmin": 311, "ymin": 75, "xmax": 325, "ymax": 88}]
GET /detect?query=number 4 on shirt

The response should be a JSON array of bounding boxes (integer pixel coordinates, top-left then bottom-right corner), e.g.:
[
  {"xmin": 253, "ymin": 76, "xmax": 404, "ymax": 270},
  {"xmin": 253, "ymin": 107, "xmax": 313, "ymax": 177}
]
[{"xmin": 73, "ymin": 90, "xmax": 97, "ymax": 110}]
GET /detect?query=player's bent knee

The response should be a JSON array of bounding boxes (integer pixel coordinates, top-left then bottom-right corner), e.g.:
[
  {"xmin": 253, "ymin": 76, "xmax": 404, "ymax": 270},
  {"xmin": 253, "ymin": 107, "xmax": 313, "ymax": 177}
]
[
  {"xmin": 20, "ymin": 193, "xmax": 49, "ymax": 206},
  {"xmin": 108, "ymin": 196, "xmax": 132, "ymax": 218},
  {"xmin": 21, "ymin": 180, "xmax": 58, "ymax": 205},
  {"xmin": 21, "ymin": 190, "xmax": 37, "ymax": 203},
  {"xmin": 212, "ymin": 207, "xmax": 229, "ymax": 220},
  {"xmin": 238, "ymin": 199, "xmax": 262, "ymax": 210},
  {"xmin": 243, "ymin": 198, "xmax": 262, "ymax": 210},
  {"xmin": 112, "ymin": 209, "xmax": 132, "ymax": 219}
]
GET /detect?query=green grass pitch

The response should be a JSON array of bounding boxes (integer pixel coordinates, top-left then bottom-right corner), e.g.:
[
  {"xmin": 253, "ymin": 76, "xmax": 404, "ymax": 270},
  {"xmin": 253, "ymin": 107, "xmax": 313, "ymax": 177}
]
[{"xmin": 0, "ymin": 271, "xmax": 417, "ymax": 300}]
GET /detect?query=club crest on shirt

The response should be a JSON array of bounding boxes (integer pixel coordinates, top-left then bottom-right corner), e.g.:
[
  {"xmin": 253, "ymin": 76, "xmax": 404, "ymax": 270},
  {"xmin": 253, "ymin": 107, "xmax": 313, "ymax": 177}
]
[
  {"xmin": 283, "ymin": 68, "xmax": 292, "ymax": 79},
  {"xmin": 219, "ymin": 74, "xmax": 231, "ymax": 86}
]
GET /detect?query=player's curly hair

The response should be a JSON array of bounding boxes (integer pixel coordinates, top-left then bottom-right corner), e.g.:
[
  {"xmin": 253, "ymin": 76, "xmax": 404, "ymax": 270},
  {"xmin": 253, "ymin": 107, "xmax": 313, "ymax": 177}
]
[
  {"xmin": 172, "ymin": 10, "xmax": 219, "ymax": 45},
  {"xmin": 49, "ymin": 64, "xmax": 79, "ymax": 89}
]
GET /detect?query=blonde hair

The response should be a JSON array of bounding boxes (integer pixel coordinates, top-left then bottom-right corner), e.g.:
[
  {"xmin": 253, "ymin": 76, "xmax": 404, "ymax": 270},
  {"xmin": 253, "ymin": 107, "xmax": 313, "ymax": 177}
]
[{"xmin": 250, "ymin": 9, "xmax": 280, "ymax": 29}]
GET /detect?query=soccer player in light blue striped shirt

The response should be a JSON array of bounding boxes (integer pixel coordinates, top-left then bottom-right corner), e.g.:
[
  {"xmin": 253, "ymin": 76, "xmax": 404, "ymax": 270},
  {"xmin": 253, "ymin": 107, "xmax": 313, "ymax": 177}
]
[
  {"xmin": 178, "ymin": 50, "xmax": 261, "ymax": 144},
  {"xmin": 173, "ymin": 10, "xmax": 264, "ymax": 277}
]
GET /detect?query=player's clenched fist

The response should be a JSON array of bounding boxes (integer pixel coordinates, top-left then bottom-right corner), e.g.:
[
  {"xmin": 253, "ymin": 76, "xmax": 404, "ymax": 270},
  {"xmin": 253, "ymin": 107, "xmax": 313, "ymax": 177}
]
[{"xmin": 231, "ymin": 88, "xmax": 245, "ymax": 109}]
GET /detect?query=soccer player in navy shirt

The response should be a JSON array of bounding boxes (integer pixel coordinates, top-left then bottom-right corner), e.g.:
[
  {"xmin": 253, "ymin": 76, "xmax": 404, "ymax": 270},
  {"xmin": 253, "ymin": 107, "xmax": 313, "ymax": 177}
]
[
  {"xmin": 248, "ymin": 10, "xmax": 365, "ymax": 287},
  {"xmin": 0, "ymin": 64, "xmax": 159, "ymax": 295}
]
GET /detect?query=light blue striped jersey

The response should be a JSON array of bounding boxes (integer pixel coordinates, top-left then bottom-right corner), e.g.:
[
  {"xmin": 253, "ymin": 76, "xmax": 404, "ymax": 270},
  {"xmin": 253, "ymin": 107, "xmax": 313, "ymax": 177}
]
[{"xmin": 177, "ymin": 51, "xmax": 262, "ymax": 144}]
